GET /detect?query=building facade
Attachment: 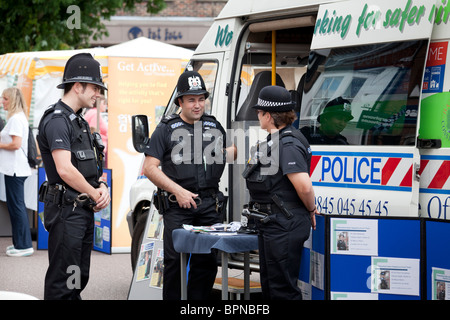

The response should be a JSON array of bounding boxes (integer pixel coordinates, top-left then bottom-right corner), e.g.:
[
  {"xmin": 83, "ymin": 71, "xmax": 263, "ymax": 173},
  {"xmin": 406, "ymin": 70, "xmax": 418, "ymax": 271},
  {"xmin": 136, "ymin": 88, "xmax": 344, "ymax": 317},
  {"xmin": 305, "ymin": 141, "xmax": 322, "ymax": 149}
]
[{"xmin": 91, "ymin": 0, "xmax": 228, "ymax": 49}]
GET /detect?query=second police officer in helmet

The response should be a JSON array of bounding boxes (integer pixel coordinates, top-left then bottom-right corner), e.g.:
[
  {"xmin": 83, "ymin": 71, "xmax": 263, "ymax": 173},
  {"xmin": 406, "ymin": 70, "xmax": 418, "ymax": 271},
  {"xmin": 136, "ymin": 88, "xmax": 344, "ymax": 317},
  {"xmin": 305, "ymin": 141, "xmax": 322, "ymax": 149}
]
[
  {"xmin": 243, "ymin": 85, "xmax": 317, "ymax": 300},
  {"xmin": 37, "ymin": 53, "xmax": 110, "ymax": 300},
  {"xmin": 142, "ymin": 70, "xmax": 237, "ymax": 300}
]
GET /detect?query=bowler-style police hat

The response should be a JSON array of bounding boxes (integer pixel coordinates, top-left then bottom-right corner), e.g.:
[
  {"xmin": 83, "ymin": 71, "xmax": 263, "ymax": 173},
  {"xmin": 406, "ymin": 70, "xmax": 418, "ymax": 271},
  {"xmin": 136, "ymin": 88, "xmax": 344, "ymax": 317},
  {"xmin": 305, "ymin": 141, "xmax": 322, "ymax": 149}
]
[
  {"xmin": 252, "ymin": 85, "xmax": 296, "ymax": 112},
  {"xmin": 57, "ymin": 53, "xmax": 107, "ymax": 90},
  {"xmin": 317, "ymin": 97, "xmax": 353, "ymax": 123},
  {"xmin": 174, "ymin": 71, "xmax": 209, "ymax": 106}
]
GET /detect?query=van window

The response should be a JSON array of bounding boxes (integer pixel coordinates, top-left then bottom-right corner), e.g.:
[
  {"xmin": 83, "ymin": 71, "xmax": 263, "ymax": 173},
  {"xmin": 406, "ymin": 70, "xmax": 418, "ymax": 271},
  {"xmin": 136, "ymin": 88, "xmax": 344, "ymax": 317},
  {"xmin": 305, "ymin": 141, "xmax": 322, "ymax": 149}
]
[
  {"xmin": 300, "ymin": 40, "xmax": 428, "ymax": 146},
  {"xmin": 165, "ymin": 60, "xmax": 219, "ymax": 116},
  {"xmin": 234, "ymin": 27, "xmax": 312, "ymax": 122}
]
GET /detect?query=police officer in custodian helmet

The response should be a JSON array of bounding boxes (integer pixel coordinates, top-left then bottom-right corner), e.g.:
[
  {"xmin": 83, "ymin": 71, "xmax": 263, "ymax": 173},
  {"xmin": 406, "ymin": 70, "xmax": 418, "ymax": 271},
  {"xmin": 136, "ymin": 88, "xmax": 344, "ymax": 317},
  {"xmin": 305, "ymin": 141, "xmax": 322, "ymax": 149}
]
[
  {"xmin": 37, "ymin": 53, "xmax": 110, "ymax": 300},
  {"xmin": 142, "ymin": 70, "xmax": 236, "ymax": 300},
  {"xmin": 243, "ymin": 85, "xmax": 317, "ymax": 300}
]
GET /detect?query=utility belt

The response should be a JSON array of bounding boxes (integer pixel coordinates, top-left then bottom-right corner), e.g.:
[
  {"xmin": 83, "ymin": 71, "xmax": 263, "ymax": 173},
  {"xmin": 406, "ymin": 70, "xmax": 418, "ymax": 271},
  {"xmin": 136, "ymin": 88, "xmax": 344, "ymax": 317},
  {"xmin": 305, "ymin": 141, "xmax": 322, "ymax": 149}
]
[
  {"xmin": 242, "ymin": 194, "xmax": 301, "ymax": 225},
  {"xmin": 153, "ymin": 187, "xmax": 226, "ymax": 215},
  {"xmin": 39, "ymin": 181, "xmax": 96, "ymax": 211}
]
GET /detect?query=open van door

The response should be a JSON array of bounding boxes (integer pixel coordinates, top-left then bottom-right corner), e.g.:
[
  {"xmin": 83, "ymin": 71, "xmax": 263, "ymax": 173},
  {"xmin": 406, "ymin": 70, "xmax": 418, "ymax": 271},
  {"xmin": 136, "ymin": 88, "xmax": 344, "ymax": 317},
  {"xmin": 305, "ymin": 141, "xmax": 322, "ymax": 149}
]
[{"xmin": 300, "ymin": 0, "xmax": 436, "ymax": 217}]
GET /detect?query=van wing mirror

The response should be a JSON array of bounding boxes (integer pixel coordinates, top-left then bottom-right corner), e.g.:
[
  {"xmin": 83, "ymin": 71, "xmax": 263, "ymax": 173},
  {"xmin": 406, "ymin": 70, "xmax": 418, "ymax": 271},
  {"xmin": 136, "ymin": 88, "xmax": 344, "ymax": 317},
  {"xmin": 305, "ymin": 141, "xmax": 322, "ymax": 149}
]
[{"xmin": 132, "ymin": 115, "xmax": 150, "ymax": 153}]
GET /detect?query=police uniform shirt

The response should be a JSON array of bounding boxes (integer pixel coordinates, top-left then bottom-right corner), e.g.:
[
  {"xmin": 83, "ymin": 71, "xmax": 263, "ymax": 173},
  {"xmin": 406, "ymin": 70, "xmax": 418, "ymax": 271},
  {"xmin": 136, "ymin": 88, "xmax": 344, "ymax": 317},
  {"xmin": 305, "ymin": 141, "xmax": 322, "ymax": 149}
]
[
  {"xmin": 279, "ymin": 126, "xmax": 310, "ymax": 176},
  {"xmin": 38, "ymin": 100, "xmax": 79, "ymax": 185}
]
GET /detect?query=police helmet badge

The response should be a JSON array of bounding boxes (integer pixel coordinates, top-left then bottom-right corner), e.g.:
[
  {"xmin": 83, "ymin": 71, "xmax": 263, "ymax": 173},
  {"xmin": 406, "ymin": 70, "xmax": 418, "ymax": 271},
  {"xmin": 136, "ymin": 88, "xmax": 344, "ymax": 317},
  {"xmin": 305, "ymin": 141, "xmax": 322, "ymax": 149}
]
[
  {"xmin": 175, "ymin": 71, "xmax": 210, "ymax": 106},
  {"xmin": 188, "ymin": 75, "xmax": 202, "ymax": 90}
]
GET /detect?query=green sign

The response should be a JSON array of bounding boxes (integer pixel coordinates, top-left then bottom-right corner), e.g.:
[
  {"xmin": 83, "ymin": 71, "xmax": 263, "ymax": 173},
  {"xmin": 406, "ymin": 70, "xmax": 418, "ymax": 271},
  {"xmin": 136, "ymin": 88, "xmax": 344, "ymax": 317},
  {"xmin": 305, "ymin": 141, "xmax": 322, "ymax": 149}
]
[{"xmin": 419, "ymin": 92, "xmax": 450, "ymax": 147}]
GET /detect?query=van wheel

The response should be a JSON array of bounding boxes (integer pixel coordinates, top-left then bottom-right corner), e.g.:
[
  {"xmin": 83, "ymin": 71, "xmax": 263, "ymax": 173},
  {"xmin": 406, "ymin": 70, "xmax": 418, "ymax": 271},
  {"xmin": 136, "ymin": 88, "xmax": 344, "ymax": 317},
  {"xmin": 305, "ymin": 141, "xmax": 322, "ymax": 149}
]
[{"xmin": 130, "ymin": 209, "xmax": 149, "ymax": 271}]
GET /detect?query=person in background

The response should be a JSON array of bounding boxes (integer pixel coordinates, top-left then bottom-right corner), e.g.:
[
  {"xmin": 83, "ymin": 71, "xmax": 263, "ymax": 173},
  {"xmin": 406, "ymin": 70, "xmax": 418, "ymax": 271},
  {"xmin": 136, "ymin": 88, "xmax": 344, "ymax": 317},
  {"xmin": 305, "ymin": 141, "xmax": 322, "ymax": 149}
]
[
  {"xmin": 301, "ymin": 97, "xmax": 353, "ymax": 145},
  {"xmin": 0, "ymin": 87, "xmax": 33, "ymax": 257},
  {"xmin": 84, "ymin": 95, "xmax": 108, "ymax": 165}
]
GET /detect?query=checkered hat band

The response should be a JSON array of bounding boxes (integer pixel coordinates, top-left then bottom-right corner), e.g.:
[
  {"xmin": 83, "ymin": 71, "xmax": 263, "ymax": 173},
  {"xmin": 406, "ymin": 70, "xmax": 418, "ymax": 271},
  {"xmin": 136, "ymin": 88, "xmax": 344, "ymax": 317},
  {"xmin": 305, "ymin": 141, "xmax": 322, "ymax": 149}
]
[{"xmin": 257, "ymin": 98, "xmax": 291, "ymax": 107}]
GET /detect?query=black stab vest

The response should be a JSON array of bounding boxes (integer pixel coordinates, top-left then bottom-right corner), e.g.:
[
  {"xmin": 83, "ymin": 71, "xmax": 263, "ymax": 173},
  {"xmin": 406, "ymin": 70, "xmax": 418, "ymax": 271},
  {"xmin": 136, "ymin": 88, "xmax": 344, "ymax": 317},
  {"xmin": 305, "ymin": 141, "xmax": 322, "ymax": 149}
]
[
  {"xmin": 245, "ymin": 125, "xmax": 311, "ymax": 204},
  {"xmin": 40, "ymin": 102, "xmax": 103, "ymax": 188},
  {"xmin": 160, "ymin": 114, "xmax": 226, "ymax": 191}
]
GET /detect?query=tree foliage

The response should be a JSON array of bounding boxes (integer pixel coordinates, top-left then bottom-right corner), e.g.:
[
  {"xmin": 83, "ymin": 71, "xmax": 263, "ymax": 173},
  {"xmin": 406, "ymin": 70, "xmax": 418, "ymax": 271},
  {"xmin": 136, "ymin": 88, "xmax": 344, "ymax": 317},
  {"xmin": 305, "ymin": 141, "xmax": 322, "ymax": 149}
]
[{"xmin": 0, "ymin": 0, "xmax": 166, "ymax": 54}]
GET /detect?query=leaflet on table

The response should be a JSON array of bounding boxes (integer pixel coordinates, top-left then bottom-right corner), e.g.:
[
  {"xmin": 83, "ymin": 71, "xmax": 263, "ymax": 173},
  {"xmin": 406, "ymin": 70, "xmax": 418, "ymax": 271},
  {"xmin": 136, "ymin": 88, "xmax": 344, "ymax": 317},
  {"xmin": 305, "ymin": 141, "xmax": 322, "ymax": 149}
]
[
  {"xmin": 331, "ymin": 218, "xmax": 378, "ymax": 256},
  {"xmin": 371, "ymin": 257, "xmax": 420, "ymax": 296},
  {"xmin": 432, "ymin": 267, "xmax": 450, "ymax": 300},
  {"xmin": 182, "ymin": 222, "xmax": 241, "ymax": 234}
]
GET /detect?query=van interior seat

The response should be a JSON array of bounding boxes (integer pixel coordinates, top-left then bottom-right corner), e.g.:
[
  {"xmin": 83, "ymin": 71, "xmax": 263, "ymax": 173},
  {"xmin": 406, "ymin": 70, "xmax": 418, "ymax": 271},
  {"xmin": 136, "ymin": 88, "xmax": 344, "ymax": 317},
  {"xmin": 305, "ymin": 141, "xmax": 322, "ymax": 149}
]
[{"xmin": 236, "ymin": 71, "xmax": 285, "ymax": 121}]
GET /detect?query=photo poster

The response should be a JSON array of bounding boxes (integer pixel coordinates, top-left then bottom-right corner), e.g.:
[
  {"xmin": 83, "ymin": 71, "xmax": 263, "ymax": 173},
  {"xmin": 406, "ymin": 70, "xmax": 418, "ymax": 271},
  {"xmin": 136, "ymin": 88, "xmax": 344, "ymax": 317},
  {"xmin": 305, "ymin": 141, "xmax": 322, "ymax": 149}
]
[
  {"xmin": 371, "ymin": 257, "xmax": 420, "ymax": 296},
  {"xmin": 431, "ymin": 267, "xmax": 450, "ymax": 300},
  {"xmin": 329, "ymin": 217, "xmax": 422, "ymax": 300},
  {"xmin": 298, "ymin": 214, "xmax": 326, "ymax": 300},
  {"xmin": 128, "ymin": 204, "xmax": 164, "ymax": 300},
  {"xmin": 426, "ymin": 219, "xmax": 450, "ymax": 300},
  {"xmin": 36, "ymin": 167, "xmax": 112, "ymax": 254}
]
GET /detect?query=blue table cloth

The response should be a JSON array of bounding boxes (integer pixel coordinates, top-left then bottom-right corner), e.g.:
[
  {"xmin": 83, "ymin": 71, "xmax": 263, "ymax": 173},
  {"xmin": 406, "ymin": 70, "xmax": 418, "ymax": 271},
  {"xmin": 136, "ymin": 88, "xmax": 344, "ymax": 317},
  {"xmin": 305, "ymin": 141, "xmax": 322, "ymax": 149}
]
[{"xmin": 173, "ymin": 228, "xmax": 258, "ymax": 254}]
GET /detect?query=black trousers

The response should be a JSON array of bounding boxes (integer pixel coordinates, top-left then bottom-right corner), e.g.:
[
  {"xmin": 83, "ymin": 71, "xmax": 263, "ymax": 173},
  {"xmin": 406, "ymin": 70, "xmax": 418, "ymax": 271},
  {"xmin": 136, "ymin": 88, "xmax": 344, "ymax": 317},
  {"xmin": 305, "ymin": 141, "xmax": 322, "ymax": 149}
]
[
  {"xmin": 256, "ymin": 208, "xmax": 311, "ymax": 300},
  {"xmin": 162, "ymin": 195, "xmax": 222, "ymax": 300},
  {"xmin": 43, "ymin": 200, "xmax": 94, "ymax": 300}
]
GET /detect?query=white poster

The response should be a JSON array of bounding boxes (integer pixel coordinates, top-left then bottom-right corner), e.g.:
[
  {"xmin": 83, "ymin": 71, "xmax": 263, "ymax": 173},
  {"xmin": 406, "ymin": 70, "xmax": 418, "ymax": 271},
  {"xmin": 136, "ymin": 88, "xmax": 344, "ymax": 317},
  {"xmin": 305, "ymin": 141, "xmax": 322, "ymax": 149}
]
[
  {"xmin": 371, "ymin": 257, "xmax": 420, "ymax": 296},
  {"xmin": 431, "ymin": 267, "xmax": 450, "ymax": 300},
  {"xmin": 331, "ymin": 218, "xmax": 378, "ymax": 256}
]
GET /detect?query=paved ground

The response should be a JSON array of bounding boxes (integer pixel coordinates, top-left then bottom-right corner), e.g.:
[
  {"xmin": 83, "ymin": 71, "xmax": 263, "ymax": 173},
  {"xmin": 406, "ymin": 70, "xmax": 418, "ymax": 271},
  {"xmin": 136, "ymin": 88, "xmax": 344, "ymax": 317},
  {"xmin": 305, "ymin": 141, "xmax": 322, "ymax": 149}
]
[
  {"xmin": 0, "ymin": 237, "xmax": 260, "ymax": 300},
  {"xmin": 0, "ymin": 237, "xmax": 133, "ymax": 300}
]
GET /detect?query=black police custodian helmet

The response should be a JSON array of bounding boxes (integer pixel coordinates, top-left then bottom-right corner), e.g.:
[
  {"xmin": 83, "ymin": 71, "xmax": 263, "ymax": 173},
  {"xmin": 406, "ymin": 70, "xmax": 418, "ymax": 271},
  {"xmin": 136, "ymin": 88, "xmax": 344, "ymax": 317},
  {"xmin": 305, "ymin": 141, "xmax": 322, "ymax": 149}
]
[
  {"xmin": 253, "ymin": 85, "xmax": 296, "ymax": 112},
  {"xmin": 57, "ymin": 53, "xmax": 107, "ymax": 90},
  {"xmin": 174, "ymin": 71, "xmax": 209, "ymax": 106}
]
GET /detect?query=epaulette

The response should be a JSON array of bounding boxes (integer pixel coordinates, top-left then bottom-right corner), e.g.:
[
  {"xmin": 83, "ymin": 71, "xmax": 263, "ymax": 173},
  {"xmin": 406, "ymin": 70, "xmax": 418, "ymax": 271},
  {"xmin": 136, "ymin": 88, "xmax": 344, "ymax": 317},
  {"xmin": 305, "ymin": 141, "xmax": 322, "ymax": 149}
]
[
  {"xmin": 202, "ymin": 114, "xmax": 218, "ymax": 128},
  {"xmin": 161, "ymin": 114, "xmax": 185, "ymax": 130},
  {"xmin": 281, "ymin": 128, "xmax": 311, "ymax": 153},
  {"xmin": 160, "ymin": 113, "xmax": 180, "ymax": 124}
]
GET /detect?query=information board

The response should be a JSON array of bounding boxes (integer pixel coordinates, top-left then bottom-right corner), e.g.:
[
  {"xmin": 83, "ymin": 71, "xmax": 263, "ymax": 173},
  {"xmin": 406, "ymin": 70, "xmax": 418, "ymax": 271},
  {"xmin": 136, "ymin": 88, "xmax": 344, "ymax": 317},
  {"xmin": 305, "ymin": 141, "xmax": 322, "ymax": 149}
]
[
  {"xmin": 328, "ymin": 216, "xmax": 422, "ymax": 300},
  {"xmin": 127, "ymin": 203, "xmax": 164, "ymax": 300},
  {"xmin": 298, "ymin": 214, "xmax": 327, "ymax": 300},
  {"xmin": 425, "ymin": 219, "xmax": 450, "ymax": 300}
]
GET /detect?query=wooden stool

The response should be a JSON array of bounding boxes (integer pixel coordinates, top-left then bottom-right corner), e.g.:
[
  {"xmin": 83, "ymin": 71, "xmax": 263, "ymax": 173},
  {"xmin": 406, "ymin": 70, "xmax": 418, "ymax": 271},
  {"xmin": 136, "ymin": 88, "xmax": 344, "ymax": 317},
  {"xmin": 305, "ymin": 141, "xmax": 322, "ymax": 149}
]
[{"xmin": 214, "ymin": 277, "xmax": 261, "ymax": 300}]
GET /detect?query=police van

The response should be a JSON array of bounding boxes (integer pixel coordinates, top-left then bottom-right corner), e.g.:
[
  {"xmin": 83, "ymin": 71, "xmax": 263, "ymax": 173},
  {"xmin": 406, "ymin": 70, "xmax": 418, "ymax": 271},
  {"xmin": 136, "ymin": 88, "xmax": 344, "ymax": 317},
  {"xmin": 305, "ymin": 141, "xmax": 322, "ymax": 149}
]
[{"xmin": 129, "ymin": 0, "xmax": 450, "ymax": 268}]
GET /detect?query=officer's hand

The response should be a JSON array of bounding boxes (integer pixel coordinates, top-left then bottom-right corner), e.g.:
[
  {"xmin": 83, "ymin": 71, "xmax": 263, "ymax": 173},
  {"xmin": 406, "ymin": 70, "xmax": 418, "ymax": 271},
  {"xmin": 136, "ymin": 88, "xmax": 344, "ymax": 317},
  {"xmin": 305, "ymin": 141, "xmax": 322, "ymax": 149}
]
[
  {"xmin": 175, "ymin": 189, "xmax": 199, "ymax": 210},
  {"xmin": 93, "ymin": 185, "xmax": 110, "ymax": 212},
  {"xmin": 310, "ymin": 208, "xmax": 318, "ymax": 230}
]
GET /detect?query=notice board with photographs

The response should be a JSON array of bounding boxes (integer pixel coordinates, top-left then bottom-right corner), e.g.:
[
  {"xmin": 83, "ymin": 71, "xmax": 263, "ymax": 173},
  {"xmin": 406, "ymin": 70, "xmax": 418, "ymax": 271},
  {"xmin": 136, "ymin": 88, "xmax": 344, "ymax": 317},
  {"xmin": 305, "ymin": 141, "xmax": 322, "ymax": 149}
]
[
  {"xmin": 128, "ymin": 203, "xmax": 164, "ymax": 300},
  {"xmin": 425, "ymin": 219, "xmax": 450, "ymax": 300},
  {"xmin": 328, "ymin": 216, "xmax": 422, "ymax": 300},
  {"xmin": 297, "ymin": 214, "xmax": 327, "ymax": 300}
]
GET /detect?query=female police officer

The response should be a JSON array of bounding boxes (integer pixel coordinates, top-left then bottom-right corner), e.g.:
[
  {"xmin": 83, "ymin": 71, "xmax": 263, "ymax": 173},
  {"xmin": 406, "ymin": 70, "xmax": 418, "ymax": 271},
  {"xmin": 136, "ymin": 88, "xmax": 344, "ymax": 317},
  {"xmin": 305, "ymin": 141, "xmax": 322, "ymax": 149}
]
[
  {"xmin": 37, "ymin": 53, "xmax": 110, "ymax": 300},
  {"xmin": 243, "ymin": 85, "xmax": 317, "ymax": 300},
  {"xmin": 142, "ymin": 70, "xmax": 236, "ymax": 300}
]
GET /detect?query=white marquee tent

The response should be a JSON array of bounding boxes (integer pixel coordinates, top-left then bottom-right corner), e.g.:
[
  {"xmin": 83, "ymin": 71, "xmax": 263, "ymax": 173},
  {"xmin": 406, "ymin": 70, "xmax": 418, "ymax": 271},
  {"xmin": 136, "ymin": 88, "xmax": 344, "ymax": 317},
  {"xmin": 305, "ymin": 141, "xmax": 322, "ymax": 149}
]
[{"xmin": 0, "ymin": 37, "xmax": 193, "ymax": 128}]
